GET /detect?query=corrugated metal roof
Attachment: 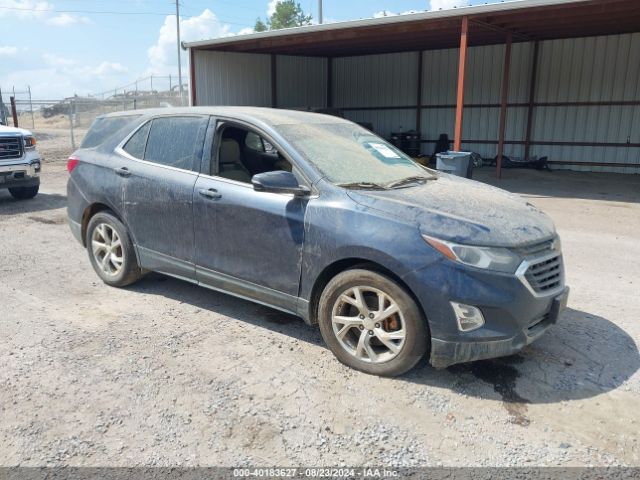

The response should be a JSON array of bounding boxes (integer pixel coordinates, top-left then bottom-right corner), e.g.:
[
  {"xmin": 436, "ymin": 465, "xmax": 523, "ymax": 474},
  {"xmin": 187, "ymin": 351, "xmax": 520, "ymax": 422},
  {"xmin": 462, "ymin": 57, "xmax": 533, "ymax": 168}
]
[{"xmin": 185, "ymin": 0, "xmax": 640, "ymax": 57}]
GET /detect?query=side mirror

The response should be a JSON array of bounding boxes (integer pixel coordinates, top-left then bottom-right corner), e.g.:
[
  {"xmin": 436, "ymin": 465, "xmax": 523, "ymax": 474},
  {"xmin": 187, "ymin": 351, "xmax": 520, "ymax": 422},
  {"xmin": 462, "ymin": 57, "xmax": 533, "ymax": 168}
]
[{"xmin": 252, "ymin": 170, "xmax": 311, "ymax": 196}]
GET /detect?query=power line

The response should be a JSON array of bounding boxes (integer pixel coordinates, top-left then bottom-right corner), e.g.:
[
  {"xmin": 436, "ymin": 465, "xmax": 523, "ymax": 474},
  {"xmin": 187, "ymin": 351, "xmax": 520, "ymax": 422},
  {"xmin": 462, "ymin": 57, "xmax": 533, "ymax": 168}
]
[
  {"xmin": 0, "ymin": 5, "xmax": 254, "ymax": 26},
  {"xmin": 0, "ymin": 5, "xmax": 175, "ymax": 16}
]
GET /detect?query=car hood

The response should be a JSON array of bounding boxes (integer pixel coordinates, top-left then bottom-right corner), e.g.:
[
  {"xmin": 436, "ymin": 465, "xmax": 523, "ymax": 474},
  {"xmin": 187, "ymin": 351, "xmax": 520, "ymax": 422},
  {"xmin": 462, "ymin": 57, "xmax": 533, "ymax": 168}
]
[
  {"xmin": 345, "ymin": 173, "xmax": 556, "ymax": 247},
  {"xmin": 0, "ymin": 125, "xmax": 32, "ymax": 136}
]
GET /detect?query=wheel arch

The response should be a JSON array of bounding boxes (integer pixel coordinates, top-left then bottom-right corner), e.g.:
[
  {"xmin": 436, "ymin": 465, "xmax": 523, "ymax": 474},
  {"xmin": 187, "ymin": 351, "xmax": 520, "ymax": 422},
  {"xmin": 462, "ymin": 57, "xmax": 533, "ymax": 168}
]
[
  {"xmin": 81, "ymin": 202, "xmax": 131, "ymax": 248},
  {"xmin": 308, "ymin": 258, "xmax": 427, "ymax": 328}
]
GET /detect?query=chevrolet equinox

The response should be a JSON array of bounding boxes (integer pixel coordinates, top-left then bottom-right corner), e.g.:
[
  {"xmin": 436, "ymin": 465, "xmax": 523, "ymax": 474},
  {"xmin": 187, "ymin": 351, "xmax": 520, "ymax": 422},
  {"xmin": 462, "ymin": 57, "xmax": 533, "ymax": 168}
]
[{"xmin": 67, "ymin": 107, "xmax": 569, "ymax": 377}]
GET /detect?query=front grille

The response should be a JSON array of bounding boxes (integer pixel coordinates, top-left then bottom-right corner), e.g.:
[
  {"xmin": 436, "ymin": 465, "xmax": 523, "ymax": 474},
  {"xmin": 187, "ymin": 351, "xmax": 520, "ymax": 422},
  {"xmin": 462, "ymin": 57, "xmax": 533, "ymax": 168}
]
[
  {"xmin": 525, "ymin": 254, "xmax": 563, "ymax": 294},
  {"xmin": 0, "ymin": 136, "xmax": 23, "ymax": 160}
]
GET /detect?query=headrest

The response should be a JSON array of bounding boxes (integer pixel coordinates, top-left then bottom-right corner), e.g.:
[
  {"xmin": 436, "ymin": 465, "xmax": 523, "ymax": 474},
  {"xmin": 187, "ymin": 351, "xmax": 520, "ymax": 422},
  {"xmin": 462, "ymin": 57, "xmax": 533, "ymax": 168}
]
[{"xmin": 220, "ymin": 138, "xmax": 241, "ymax": 165}]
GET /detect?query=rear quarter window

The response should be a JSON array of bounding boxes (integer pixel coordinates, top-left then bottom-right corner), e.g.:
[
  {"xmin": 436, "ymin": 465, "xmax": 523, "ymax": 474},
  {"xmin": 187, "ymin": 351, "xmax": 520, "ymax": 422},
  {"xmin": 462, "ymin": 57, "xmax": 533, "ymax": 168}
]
[
  {"xmin": 122, "ymin": 122, "xmax": 151, "ymax": 159},
  {"xmin": 81, "ymin": 115, "xmax": 142, "ymax": 148}
]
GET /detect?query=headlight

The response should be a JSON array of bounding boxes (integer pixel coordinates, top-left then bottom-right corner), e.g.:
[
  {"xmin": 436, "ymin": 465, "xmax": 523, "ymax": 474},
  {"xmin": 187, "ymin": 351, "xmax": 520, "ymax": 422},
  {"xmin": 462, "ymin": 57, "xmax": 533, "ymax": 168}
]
[
  {"xmin": 423, "ymin": 235, "xmax": 521, "ymax": 273},
  {"xmin": 24, "ymin": 136, "xmax": 37, "ymax": 149}
]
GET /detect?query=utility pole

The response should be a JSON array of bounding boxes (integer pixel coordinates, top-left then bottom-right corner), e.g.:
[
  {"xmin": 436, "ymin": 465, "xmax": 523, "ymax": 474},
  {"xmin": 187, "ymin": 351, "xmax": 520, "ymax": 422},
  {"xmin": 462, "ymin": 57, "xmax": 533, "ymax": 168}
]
[
  {"xmin": 176, "ymin": 0, "xmax": 184, "ymax": 106},
  {"xmin": 318, "ymin": 0, "xmax": 323, "ymax": 24}
]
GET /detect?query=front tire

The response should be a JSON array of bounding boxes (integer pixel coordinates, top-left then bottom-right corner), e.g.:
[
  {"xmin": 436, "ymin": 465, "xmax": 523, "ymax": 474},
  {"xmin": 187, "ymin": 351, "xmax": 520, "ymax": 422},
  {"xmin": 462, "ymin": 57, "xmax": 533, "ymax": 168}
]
[
  {"xmin": 318, "ymin": 268, "xmax": 429, "ymax": 377},
  {"xmin": 9, "ymin": 185, "xmax": 39, "ymax": 200},
  {"xmin": 86, "ymin": 211, "xmax": 143, "ymax": 287}
]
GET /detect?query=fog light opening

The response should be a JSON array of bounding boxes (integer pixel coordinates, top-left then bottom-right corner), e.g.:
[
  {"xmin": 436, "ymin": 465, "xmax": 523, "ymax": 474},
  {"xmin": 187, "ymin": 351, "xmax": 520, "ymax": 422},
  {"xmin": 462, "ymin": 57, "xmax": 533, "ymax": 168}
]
[{"xmin": 451, "ymin": 302, "xmax": 485, "ymax": 332}]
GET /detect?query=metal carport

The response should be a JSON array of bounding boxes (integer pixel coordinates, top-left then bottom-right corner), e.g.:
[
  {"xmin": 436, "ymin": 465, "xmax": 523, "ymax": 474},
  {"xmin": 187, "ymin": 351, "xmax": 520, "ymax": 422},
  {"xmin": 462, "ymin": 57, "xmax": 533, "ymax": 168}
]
[{"xmin": 185, "ymin": 0, "xmax": 640, "ymax": 176}]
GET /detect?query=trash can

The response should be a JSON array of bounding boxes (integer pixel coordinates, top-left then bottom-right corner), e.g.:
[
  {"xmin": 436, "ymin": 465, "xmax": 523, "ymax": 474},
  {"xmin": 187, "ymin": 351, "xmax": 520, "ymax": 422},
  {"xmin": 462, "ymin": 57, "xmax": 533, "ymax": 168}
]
[{"xmin": 436, "ymin": 151, "xmax": 473, "ymax": 178}]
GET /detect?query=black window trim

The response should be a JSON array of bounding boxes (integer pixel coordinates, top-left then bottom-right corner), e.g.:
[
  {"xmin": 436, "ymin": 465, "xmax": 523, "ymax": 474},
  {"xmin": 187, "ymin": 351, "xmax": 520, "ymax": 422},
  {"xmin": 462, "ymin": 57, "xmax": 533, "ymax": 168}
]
[{"xmin": 115, "ymin": 114, "xmax": 208, "ymax": 174}]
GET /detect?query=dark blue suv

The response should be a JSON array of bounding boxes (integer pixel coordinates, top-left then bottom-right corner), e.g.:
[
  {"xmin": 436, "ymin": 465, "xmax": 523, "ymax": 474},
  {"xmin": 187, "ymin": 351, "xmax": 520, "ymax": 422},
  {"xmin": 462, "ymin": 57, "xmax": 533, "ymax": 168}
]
[{"xmin": 67, "ymin": 107, "xmax": 569, "ymax": 376}]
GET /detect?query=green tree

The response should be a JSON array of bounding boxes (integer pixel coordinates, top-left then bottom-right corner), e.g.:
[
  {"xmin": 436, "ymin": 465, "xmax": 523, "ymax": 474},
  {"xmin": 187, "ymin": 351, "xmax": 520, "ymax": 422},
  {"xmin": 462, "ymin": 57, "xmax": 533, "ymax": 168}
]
[
  {"xmin": 256, "ymin": 0, "xmax": 312, "ymax": 31},
  {"xmin": 269, "ymin": 0, "xmax": 312, "ymax": 29},
  {"xmin": 254, "ymin": 17, "xmax": 268, "ymax": 32}
]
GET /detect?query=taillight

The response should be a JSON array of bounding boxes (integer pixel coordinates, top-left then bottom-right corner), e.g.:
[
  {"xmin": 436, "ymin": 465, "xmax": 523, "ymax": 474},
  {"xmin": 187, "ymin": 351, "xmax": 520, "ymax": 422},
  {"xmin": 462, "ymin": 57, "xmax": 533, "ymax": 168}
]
[{"xmin": 67, "ymin": 155, "xmax": 79, "ymax": 173}]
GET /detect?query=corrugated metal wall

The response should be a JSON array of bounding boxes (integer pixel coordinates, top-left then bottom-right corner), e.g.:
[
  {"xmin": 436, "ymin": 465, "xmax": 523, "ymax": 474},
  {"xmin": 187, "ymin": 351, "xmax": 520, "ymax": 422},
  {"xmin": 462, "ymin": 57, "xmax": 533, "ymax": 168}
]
[
  {"xmin": 193, "ymin": 33, "xmax": 640, "ymax": 174},
  {"xmin": 193, "ymin": 51, "xmax": 327, "ymax": 109},
  {"xmin": 276, "ymin": 55, "xmax": 327, "ymax": 109},
  {"xmin": 531, "ymin": 34, "xmax": 640, "ymax": 173},
  {"xmin": 193, "ymin": 50, "xmax": 272, "ymax": 106}
]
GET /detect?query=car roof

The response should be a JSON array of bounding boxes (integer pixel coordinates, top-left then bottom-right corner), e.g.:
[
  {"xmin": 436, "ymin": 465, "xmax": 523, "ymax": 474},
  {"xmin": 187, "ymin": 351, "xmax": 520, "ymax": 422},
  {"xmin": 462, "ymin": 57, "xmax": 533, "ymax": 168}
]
[{"xmin": 98, "ymin": 107, "xmax": 352, "ymax": 127}]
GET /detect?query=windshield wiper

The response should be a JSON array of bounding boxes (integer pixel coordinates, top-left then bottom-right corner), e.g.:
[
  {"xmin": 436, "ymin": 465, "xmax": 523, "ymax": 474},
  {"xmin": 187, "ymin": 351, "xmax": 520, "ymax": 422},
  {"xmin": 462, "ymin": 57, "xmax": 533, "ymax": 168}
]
[
  {"xmin": 337, "ymin": 182, "xmax": 388, "ymax": 190},
  {"xmin": 385, "ymin": 175, "xmax": 433, "ymax": 189}
]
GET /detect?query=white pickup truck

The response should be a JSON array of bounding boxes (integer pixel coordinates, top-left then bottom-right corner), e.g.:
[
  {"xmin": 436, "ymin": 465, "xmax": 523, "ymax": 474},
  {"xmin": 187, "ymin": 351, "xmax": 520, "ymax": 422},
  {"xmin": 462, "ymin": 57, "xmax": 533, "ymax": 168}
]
[{"xmin": 0, "ymin": 125, "xmax": 41, "ymax": 199}]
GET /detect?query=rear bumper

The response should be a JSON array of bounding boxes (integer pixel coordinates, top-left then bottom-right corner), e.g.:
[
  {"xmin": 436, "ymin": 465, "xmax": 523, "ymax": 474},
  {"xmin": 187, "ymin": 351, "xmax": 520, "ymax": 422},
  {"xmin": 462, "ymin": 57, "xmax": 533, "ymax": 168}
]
[{"xmin": 430, "ymin": 287, "xmax": 569, "ymax": 368}]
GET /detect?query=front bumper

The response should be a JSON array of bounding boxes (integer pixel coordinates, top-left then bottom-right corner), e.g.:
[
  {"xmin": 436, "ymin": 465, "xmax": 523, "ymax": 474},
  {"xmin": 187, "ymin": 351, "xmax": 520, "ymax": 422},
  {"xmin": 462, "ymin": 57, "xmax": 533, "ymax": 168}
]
[
  {"xmin": 0, "ymin": 160, "xmax": 40, "ymax": 189},
  {"xmin": 430, "ymin": 287, "xmax": 569, "ymax": 368},
  {"xmin": 403, "ymin": 256, "xmax": 569, "ymax": 369}
]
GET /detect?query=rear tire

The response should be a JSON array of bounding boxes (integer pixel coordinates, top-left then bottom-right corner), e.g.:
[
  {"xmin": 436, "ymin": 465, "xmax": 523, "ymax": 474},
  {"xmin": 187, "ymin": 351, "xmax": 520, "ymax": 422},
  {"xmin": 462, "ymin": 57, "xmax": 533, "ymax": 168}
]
[
  {"xmin": 86, "ymin": 211, "xmax": 143, "ymax": 287},
  {"xmin": 318, "ymin": 268, "xmax": 429, "ymax": 377},
  {"xmin": 9, "ymin": 185, "xmax": 39, "ymax": 200}
]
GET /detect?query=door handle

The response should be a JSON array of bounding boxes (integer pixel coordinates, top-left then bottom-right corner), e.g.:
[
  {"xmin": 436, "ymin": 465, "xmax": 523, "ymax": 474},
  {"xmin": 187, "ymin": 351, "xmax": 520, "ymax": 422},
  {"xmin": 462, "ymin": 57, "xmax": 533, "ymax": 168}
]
[
  {"xmin": 114, "ymin": 167, "xmax": 131, "ymax": 178},
  {"xmin": 198, "ymin": 188, "xmax": 222, "ymax": 200}
]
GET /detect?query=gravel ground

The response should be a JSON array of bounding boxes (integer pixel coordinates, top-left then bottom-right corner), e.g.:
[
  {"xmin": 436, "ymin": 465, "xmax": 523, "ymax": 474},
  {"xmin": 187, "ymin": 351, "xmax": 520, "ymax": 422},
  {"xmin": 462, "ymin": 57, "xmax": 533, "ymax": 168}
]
[{"xmin": 1, "ymin": 129, "xmax": 639, "ymax": 467}]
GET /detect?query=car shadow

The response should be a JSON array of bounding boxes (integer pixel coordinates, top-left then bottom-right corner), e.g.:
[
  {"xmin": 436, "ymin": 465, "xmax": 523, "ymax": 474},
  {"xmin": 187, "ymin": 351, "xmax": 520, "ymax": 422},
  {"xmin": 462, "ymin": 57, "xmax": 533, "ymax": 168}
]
[
  {"xmin": 0, "ymin": 192, "xmax": 67, "ymax": 215},
  {"xmin": 402, "ymin": 307, "xmax": 639, "ymax": 423},
  {"xmin": 127, "ymin": 273, "xmax": 323, "ymax": 346},
  {"xmin": 127, "ymin": 275, "xmax": 638, "ymax": 417}
]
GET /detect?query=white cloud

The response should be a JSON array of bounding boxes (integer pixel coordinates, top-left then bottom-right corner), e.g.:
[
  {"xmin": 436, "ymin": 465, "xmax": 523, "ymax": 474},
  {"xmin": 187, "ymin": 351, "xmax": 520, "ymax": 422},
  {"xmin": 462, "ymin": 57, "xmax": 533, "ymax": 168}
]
[
  {"xmin": 429, "ymin": 0, "xmax": 471, "ymax": 11},
  {"xmin": 46, "ymin": 12, "xmax": 90, "ymax": 27},
  {"xmin": 0, "ymin": 0, "xmax": 89, "ymax": 26},
  {"xmin": 42, "ymin": 52, "xmax": 74, "ymax": 66},
  {"xmin": 237, "ymin": 27, "xmax": 254, "ymax": 35},
  {"xmin": 0, "ymin": 46, "xmax": 19, "ymax": 56},
  {"xmin": 267, "ymin": 0, "xmax": 282, "ymax": 17},
  {"xmin": 1, "ymin": 60, "xmax": 129, "ymax": 99},
  {"xmin": 0, "ymin": 0, "xmax": 52, "ymax": 19},
  {"xmin": 373, "ymin": 10, "xmax": 397, "ymax": 18},
  {"xmin": 88, "ymin": 62, "xmax": 128, "ymax": 76},
  {"xmin": 147, "ymin": 9, "xmax": 232, "ymax": 75}
]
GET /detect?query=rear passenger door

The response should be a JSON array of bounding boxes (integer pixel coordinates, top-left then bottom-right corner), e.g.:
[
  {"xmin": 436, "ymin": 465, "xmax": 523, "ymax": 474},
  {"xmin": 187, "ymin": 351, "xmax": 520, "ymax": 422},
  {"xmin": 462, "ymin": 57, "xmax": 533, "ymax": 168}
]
[{"xmin": 117, "ymin": 115, "xmax": 208, "ymax": 280}]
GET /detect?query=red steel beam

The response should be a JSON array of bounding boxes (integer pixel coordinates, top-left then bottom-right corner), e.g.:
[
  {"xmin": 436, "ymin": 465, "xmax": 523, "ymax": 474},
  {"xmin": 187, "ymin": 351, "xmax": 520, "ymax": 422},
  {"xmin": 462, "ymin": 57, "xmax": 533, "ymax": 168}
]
[
  {"xmin": 10, "ymin": 96, "xmax": 18, "ymax": 127},
  {"xmin": 453, "ymin": 16, "xmax": 469, "ymax": 152},
  {"xmin": 496, "ymin": 31, "xmax": 513, "ymax": 179},
  {"xmin": 327, "ymin": 57, "xmax": 333, "ymax": 108},
  {"xmin": 524, "ymin": 41, "xmax": 540, "ymax": 161},
  {"xmin": 416, "ymin": 51, "xmax": 423, "ymax": 133}
]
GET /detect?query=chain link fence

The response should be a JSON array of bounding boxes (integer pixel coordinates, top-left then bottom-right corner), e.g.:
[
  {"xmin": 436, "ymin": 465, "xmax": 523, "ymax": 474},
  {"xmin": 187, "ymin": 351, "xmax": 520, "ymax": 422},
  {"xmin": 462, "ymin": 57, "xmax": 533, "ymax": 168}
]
[{"xmin": 1, "ymin": 76, "xmax": 188, "ymax": 149}]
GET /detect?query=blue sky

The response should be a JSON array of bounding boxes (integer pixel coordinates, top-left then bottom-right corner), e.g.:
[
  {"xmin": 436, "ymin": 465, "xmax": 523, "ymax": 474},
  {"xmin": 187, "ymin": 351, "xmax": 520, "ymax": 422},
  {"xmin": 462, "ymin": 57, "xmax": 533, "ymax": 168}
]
[{"xmin": 0, "ymin": 0, "xmax": 493, "ymax": 99}]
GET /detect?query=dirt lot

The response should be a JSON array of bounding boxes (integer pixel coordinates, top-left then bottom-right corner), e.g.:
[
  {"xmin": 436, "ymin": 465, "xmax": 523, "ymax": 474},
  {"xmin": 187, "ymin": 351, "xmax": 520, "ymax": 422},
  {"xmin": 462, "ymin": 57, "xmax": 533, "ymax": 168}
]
[{"xmin": 1, "ymin": 129, "xmax": 639, "ymax": 467}]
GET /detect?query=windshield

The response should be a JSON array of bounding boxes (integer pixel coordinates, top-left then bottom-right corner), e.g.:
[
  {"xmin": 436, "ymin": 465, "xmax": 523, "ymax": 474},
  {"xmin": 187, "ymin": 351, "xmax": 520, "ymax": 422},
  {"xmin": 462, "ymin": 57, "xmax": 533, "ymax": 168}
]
[{"xmin": 277, "ymin": 122, "xmax": 434, "ymax": 186}]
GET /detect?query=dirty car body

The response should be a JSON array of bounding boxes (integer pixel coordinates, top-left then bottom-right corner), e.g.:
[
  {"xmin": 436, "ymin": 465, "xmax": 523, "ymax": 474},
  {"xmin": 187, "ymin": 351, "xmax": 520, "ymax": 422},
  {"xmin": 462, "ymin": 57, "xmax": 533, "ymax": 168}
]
[{"xmin": 67, "ymin": 107, "xmax": 569, "ymax": 375}]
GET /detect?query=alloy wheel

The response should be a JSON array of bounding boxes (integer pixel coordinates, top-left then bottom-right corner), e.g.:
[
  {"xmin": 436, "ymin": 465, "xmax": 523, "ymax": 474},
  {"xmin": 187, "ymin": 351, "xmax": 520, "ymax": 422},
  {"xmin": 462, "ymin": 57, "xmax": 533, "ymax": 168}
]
[
  {"xmin": 331, "ymin": 286, "xmax": 407, "ymax": 364},
  {"xmin": 91, "ymin": 223, "xmax": 124, "ymax": 277}
]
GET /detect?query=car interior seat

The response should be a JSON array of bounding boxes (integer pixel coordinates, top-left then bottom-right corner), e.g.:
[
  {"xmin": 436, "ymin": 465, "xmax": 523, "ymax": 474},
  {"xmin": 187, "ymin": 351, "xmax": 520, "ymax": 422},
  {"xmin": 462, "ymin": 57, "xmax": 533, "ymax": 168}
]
[{"xmin": 219, "ymin": 138, "xmax": 252, "ymax": 183}]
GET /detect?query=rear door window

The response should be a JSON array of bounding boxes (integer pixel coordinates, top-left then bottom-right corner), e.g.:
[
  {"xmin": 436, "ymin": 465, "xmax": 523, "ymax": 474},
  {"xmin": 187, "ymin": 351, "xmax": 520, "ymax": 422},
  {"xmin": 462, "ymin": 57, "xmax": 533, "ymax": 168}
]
[
  {"xmin": 81, "ymin": 115, "xmax": 141, "ymax": 148},
  {"xmin": 122, "ymin": 121, "xmax": 151, "ymax": 159},
  {"xmin": 144, "ymin": 116, "xmax": 206, "ymax": 171}
]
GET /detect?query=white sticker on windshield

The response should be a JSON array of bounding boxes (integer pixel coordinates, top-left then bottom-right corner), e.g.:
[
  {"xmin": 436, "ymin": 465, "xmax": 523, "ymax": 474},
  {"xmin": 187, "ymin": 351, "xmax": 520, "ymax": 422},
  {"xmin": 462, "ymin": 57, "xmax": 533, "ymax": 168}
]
[{"xmin": 368, "ymin": 142, "xmax": 401, "ymax": 159}]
